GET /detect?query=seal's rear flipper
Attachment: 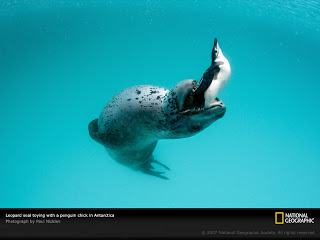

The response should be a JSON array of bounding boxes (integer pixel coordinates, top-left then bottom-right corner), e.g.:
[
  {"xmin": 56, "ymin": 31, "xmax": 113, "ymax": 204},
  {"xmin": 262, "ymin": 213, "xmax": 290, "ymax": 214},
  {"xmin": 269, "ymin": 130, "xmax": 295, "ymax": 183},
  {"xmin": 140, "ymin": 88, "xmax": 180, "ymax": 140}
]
[
  {"xmin": 151, "ymin": 159, "xmax": 170, "ymax": 171},
  {"xmin": 141, "ymin": 168, "xmax": 169, "ymax": 180},
  {"xmin": 139, "ymin": 156, "xmax": 170, "ymax": 180},
  {"xmin": 88, "ymin": 119, "xmax": 106, "ymax": 145}
]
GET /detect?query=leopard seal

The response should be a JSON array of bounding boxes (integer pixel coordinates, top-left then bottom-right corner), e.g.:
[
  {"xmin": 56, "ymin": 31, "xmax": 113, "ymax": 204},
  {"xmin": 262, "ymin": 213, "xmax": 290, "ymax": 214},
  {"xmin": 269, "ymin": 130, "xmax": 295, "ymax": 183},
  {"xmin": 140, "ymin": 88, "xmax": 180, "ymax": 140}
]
[{"xmin": 89, "ymin": 38, "xmax": 231, "ymax": 179}]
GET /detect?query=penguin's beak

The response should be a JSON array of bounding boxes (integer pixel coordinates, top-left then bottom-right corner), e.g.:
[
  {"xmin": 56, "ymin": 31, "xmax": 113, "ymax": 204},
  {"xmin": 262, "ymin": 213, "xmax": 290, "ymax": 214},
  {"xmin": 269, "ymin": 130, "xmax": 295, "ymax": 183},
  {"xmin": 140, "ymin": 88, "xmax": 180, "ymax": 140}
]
[
  {"xmin": 214, "ymin": 38, "xmax": 218, "ymax": 48},
  {"xmin": 212, "ymin": 38, "xmax": 220, "ymax": 61}
]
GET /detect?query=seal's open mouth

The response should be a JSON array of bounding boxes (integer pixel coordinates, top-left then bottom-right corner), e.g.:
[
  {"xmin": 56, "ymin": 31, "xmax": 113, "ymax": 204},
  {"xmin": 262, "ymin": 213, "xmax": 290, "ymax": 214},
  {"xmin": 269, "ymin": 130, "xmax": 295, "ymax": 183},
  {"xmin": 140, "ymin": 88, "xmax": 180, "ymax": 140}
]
[
  {"xmin": 180, "ymin": 100, "xmax": 224, "ymax": 115},
  {"xmin": 180, "ymin": 88, "xmax": 225, "ymax": 116}
]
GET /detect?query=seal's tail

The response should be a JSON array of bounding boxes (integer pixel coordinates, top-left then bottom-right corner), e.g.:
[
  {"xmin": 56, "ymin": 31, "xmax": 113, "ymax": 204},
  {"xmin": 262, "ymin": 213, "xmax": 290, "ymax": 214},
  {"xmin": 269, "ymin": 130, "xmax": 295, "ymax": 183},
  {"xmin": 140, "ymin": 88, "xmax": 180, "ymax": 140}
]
[
  {"xmin": 88, "ymin": 119, "xmax": 106, "ymax": 145},
  {"xmin": 88, "ymin": 119, "xmax": 98, "ymax": 139}
]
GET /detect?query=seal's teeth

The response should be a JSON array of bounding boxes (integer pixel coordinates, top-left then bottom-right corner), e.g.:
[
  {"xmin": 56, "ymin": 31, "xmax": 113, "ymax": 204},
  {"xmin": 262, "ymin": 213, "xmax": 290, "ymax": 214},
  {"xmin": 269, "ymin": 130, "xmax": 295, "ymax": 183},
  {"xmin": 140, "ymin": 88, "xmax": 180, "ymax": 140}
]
[
  {"xmin": 192, "ymin": 83, "xmax": 200, "ymax": 92},
  {"xmin": 179, "ymin": 109, "xmax": 189, "ymax": 114},
  {"xmin": 180, "ymin": 106, "xmax": 205, "ymax": 115},
  {"xmin": 189, "ymin": 107, "xmax": 204, "ymax": 112}
]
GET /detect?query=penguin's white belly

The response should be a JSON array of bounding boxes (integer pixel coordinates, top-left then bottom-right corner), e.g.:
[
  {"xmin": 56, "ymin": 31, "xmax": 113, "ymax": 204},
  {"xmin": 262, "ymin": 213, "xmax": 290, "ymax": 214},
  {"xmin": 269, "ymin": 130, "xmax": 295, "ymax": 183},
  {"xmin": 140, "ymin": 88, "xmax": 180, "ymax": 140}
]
[
  {"xmin": 204, "ymin": 56, "xmax": 231, "ymax": 108},
  {"xmin": 204, "ymin": 80, "xmax": 225, "ymax": 108}
]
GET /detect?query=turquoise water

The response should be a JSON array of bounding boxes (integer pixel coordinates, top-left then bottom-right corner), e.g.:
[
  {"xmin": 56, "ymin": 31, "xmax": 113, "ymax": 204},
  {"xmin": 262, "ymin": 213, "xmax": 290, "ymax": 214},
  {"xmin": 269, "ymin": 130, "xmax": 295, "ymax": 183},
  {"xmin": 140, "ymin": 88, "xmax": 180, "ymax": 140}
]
[{"xmin": 1, "ymin": 1, "xmax": 319, "ymax": 208}]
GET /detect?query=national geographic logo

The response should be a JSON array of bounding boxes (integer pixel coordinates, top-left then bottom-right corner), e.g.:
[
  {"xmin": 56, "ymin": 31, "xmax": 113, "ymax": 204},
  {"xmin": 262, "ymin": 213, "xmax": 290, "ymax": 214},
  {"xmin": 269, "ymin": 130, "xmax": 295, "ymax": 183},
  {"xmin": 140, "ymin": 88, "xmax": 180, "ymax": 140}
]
[
  {"xmin": 275, "ymin": 212, "xmax": 314, "ymax": 224},
  {"xmin": 275, "ymin": 212, "xmax": 284, "ymax": 224}
]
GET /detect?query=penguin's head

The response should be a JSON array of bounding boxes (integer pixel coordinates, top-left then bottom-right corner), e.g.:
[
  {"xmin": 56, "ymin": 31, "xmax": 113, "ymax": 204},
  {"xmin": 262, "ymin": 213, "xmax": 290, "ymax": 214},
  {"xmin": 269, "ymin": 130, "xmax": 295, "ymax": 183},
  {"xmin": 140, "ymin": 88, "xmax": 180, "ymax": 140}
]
[
  {"xmin": 212, "ymin": 38, "xmax": 221, "ymax": 60},
  {"xmin": 211, "ymin": 38, "xmax": 231, "ymax": 85}
]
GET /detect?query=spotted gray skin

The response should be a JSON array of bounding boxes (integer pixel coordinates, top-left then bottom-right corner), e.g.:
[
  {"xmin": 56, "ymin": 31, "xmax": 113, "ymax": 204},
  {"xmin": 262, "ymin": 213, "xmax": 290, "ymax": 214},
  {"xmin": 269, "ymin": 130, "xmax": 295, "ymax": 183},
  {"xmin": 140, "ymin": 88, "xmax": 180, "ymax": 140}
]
[{"xmin": 88, "ymin": 80, "xmax": 226, "ymax": 179}]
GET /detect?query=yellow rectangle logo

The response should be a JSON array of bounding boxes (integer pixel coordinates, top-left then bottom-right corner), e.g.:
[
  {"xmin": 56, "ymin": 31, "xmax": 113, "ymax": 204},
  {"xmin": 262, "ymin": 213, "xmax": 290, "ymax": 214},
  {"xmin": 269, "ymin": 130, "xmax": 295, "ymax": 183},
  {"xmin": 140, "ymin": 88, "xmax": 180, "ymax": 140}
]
[{"xmin": 275, "ymin": 212, "xmax": 284, "ymax": 224}]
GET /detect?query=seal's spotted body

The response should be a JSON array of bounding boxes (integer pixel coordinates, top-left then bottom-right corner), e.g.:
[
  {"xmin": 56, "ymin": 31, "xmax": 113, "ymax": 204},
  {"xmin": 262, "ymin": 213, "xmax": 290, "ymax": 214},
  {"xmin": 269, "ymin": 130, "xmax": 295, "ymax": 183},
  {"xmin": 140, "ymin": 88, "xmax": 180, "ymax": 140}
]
[{"xmin": 89, "ymin": 38, "xmax": 231, "ymax": 179}]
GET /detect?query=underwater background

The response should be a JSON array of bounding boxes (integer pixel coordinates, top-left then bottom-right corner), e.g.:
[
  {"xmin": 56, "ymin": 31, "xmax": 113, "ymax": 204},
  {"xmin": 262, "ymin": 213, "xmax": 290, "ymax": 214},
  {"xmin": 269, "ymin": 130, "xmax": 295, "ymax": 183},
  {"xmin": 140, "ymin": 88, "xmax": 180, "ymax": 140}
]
[{"xmin": 0, "ymin": 0, "xmax": 319, "ymax": 208}]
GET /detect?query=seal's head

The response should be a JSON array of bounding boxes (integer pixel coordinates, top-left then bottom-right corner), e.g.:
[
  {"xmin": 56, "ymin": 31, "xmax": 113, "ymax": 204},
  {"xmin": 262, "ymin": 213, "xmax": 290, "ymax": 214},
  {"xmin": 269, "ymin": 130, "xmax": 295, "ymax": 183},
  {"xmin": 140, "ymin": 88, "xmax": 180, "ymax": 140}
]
[
  {"xmin": 161, "ymin": 79, "xmax": 226, "ymax": 139},
  {"xmin": 160, "ymin": 38, "xmax": 230, "ymax": 139}
]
